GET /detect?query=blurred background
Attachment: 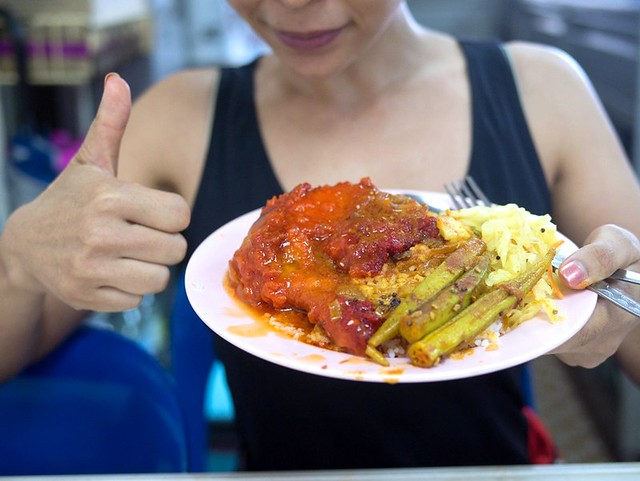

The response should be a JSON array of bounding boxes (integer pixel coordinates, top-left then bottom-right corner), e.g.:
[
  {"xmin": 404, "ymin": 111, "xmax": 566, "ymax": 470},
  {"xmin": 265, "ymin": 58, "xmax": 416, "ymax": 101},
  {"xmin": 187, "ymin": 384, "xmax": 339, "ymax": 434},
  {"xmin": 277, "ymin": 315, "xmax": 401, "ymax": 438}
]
[{"xmin": 0, "ymin": 0, "xmax": 639, "ymax": 473}]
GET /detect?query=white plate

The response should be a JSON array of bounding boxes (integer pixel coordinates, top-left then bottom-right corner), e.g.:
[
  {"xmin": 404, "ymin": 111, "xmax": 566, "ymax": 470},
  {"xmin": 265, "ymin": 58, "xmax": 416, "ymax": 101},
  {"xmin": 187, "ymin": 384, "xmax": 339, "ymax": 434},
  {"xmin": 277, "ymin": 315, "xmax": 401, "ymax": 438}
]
[{"xmin": 185, "ymin": 191, "xmax": 597, "ymax": 383}]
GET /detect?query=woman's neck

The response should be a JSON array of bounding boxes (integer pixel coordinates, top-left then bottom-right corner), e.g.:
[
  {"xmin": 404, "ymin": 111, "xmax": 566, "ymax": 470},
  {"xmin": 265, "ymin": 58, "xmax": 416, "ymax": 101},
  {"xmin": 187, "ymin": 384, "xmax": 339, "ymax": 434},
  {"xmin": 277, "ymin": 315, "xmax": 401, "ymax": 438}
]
[{"xmin": 260, "ymin": 5, "xmax": 443, "ymax": 109}]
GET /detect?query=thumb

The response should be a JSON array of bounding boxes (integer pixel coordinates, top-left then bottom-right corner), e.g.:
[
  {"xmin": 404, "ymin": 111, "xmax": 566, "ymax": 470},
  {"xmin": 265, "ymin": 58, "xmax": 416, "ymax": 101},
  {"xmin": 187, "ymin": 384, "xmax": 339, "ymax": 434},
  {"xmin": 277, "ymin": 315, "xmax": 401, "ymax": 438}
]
[
  {"xmin": 75, "ymin": 73, "xmax": 132, "ymax": 175},
  {"xmin": 559, "ymin": 224, "xmax": 640, "ymax": 289}
]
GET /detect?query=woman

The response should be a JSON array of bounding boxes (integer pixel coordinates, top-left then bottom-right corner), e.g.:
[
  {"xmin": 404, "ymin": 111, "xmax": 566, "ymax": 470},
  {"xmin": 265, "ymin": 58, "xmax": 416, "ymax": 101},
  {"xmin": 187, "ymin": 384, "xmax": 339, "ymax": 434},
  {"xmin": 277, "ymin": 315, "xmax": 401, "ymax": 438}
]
[{"xmin": 1, "ymin": 0, "xmax": 639, "ymax": 469}]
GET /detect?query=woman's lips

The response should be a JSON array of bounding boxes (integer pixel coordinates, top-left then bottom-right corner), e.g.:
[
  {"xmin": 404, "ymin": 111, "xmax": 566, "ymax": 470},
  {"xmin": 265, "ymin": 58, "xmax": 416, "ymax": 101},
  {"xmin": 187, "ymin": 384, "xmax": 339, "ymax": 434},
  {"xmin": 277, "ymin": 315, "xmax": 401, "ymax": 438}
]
[{"xmin": 275, "ymin": 27, "xmax": 344, "ymax": 51}]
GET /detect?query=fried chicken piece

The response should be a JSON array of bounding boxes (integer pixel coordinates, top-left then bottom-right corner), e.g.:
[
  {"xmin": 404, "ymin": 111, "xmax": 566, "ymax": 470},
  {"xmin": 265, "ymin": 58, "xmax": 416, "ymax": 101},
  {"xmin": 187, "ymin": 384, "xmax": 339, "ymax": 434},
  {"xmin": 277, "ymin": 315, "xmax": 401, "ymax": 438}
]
[{"xmin": 229, "ymin": 178, "xmax": 440, "ymax": 355}]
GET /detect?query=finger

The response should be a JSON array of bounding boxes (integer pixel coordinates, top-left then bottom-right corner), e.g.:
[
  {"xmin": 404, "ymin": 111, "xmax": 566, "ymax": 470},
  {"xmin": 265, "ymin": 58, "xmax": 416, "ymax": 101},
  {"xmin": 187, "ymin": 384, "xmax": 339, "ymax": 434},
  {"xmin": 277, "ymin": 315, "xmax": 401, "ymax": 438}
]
[
  {"xmin": 60, "ymin": 260, "xmax": 171, "ymax": 311},
  {"xmin": 112, "ymin": 226, "xmax": 188, "ymax": 266},
  {"xmin": 92, "ymin": 287, "xmax": 144, "ymax": 313},
  {"xmin": 60, "ymin": 282, "xmax": 144, "ymax": 313},
  {"xmin": 119, "ymin": 186, "xmax": 191, "ymax": 234},
  {"xmin": 550, "ymin": 303, "xmax": 625, "ymax": 367},
  {"xmin": 94, "ymin": 181, "xmax": 191, "ymax": 234},
  {"xmin": 104, "ymin": 259, "xmax": 172, "ymax": 296},
  {"xmin": 74, "ymin": 259, "xmax": 171, "ymax": 299},
  {"xmin": 75, "ymin": 73, "xmax": 132, "ymax": 176},
  {"xmin": 554, "ymin": 324, "xmax": 631, "ymax": 369},
  {"xmin": 559, "ymin": 224, "xmax": 640, "ymax": 289}
]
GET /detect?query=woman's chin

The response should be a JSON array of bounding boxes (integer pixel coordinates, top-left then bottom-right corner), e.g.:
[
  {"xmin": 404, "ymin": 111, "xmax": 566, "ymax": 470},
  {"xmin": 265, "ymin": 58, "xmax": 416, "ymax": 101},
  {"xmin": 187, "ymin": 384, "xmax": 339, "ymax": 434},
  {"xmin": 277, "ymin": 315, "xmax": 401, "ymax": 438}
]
[{"xmin": 277, "ymin": 53, "xmax": 354, "ymax": 81}]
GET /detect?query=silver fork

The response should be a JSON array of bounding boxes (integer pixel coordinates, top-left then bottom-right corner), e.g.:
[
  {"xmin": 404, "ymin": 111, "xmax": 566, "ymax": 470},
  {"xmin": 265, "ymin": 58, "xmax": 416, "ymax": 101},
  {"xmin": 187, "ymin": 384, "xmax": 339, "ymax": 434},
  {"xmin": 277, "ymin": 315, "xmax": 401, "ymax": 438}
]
[
  {"xmin": 444, "ymin": 177, "xmax": 640, "ymax": 318},
  {"xmin": 444, "ymin": 176, "xmax": 492, "ymax": 209}
]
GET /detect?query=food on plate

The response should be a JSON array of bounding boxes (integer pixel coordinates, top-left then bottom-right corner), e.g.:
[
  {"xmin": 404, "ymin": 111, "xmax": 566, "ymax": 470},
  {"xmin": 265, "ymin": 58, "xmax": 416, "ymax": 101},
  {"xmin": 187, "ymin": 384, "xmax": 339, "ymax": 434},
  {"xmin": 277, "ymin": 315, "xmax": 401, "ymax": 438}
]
[
  {"xmin": 227, "ymin": 178, "xmax": 562, "ymax": 368},
  {"xmin": 406, "ymin": 248, "xmax": 555, "ymax": 367}
]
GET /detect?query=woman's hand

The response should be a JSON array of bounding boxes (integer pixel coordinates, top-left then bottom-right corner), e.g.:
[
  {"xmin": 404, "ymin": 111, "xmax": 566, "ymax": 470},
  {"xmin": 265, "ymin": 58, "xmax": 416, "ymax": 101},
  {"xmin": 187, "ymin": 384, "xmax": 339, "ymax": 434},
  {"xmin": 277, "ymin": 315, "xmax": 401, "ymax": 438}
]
[
  {"xmin": 551, "ymin": 224, "xmax": 640, "ymax": 368},
  {"xmin": 0, "ymin": 74, "xmax": 190, "ymax": 312}
]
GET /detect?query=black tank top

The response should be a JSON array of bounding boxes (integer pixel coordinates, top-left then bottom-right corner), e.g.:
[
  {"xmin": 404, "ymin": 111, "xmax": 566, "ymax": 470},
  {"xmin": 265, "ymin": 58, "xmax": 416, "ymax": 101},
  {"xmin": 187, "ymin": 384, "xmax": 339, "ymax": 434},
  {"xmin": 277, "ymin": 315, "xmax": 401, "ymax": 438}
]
[{"xmin": 183, "ymin": 40, "xmax": 551, "ymax": 470}]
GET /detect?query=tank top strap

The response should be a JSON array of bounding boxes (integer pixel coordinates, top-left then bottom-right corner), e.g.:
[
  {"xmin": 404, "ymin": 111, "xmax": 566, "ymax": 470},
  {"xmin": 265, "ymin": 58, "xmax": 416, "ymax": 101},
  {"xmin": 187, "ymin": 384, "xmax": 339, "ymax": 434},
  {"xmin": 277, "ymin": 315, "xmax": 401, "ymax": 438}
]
[
  {"xmin": 460, "ymin": 40, "xmax": 551, "ymax": 215},
  {"xmin": 184, "ymin": 58, "xmax": 283, "ymax": 262}
]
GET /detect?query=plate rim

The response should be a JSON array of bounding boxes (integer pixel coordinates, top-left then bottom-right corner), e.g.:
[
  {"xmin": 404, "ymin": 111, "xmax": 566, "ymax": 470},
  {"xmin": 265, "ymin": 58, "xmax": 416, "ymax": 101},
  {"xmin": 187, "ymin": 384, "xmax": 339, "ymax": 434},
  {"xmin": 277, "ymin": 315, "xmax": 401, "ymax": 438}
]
[{"xmin": 185, "ymin": 190, "xmax": 598, "ymax": 383}]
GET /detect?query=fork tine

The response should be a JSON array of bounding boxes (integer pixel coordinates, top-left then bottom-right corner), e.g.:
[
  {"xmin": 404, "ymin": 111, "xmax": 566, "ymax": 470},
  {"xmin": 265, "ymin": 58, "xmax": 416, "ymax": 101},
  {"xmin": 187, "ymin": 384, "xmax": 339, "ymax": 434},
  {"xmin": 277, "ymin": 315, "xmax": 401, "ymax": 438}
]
[
  {"xmin": 465, "ymin": 176, "xmax": 491, "ymax": 206},
  {"xmin": 452, "ymin": 180, "xmax": 476, "ymax": 209},
  {"xmin": 444, "ymin": 177, "xmax": 491, "ymax": 209},
  {"xmin": 457, "ymin": 180, "xmax": 478, "ymax": 208},
  {"xmin": 444, "ymin": 183, "xmax": 465, "ymax": 209}
]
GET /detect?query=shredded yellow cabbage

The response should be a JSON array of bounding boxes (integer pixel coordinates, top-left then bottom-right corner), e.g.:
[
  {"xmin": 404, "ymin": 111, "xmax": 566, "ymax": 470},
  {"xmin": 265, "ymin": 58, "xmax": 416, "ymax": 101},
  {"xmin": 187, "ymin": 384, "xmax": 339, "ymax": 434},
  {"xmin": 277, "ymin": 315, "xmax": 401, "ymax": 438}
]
[{"xmin": 442, "ymin": 204, "xmax": 564, "ymax": 325}]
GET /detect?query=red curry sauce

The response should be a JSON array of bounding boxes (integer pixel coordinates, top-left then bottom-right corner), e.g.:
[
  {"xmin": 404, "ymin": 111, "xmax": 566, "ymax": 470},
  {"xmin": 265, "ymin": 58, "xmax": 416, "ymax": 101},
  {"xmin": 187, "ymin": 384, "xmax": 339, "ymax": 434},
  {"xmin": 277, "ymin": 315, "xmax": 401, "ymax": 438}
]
[{"xmin": 228, "ymin": 178, "xmax": 440, "ymax": 355}]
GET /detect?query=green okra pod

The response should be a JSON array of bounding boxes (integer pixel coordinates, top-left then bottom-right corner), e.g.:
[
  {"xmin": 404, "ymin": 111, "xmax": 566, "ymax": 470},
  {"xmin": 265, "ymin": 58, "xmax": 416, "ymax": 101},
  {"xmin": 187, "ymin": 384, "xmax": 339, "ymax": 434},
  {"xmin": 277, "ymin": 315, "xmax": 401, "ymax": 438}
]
[
  {"xmin": 365, "ymin": 236, "xmax": 486, "ymax": 364},
  {"xmin": 400, "ymin": 251, "xmax": 491, "ymax": 344},
  {"xmin": 407, "ymin": 248, "xmax": 556, "ymax": 368}
]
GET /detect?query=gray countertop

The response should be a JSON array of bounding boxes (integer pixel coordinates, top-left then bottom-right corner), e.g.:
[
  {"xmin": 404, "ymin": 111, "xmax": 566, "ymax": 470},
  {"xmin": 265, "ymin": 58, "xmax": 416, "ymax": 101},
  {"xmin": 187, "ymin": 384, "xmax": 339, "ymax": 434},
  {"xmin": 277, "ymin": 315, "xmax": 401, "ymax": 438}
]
[{"xmin": 6, "ymin": 463, "xmax": 640, "ymax": 481}]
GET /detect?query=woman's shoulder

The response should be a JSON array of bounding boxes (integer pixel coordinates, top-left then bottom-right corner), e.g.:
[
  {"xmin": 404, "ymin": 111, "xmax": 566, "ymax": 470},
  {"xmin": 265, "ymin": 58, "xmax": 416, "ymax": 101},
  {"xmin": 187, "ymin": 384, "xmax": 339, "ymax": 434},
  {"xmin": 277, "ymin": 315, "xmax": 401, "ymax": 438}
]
[
  {"xmin": 119, "ymin": 67, "xmax": 221, "ymax": 201},
  {"xmin": 502, "ymin": 40, "xmax": 592, "ymax": 96},
  {"xmin": 500, "ymin": 40, "xmax": 603, "ymax": 177},
  {"xmin": 142, "ymin": 67, "xmax": 221, "ymax": 112}
]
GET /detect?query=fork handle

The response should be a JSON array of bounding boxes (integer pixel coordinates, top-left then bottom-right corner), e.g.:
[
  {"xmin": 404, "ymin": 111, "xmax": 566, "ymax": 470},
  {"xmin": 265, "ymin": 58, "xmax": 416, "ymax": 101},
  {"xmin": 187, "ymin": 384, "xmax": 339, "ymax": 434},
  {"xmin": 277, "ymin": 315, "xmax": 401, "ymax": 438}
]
[
  {"xmin": 609, "ymin": 268, "xmax": 640, "ymax": 286},
  {"xmin": 588, "ymin": 282, "xmax": 640, "ymax": 318}
]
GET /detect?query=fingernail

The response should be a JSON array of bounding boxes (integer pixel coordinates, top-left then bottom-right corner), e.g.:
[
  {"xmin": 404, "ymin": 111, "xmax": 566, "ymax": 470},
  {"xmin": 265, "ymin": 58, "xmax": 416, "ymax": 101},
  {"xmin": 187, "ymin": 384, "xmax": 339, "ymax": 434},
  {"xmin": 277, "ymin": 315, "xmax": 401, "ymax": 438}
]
[
  {"xmin": 560, "ymin": 260, "xmax": 588, "ymax": 288},
  {"xmin": 104, "ymin": 72, "xmax": 120, "ymax": 86}
]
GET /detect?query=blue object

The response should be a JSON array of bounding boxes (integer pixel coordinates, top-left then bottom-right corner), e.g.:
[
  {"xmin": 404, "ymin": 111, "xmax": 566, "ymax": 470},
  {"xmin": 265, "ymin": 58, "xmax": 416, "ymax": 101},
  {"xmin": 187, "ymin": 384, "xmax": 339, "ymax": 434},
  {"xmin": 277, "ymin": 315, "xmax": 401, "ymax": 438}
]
[
  {"xmin": 9, "ymin": 130, "xmax": 58, "ymax": 184},
  {"xmin": 169, "ymin": 272, "xmax": 216, "ymax": 472},
  {"xmin": 0, "ymin": 326, "xmax": 188, "ymax": 475},
  {"xmin": 205, "ymin": 361, "xmax": 235, "ymax": 423}
]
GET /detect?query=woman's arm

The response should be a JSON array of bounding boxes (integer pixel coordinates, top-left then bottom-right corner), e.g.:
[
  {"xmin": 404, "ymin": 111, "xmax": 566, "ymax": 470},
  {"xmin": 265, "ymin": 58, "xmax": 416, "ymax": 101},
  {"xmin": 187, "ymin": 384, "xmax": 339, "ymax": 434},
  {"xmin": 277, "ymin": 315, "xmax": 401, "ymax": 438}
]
[
  {"xmin": 507, "ymin": 42, "xmax": 640, "ymax": 371},
  {"xmin": 617, "ymin": 324, "xmax": 640, "ymax": 386},
  {"xmin": 0, "ymin": 75, "xmax": 191, "ymax": 382}
]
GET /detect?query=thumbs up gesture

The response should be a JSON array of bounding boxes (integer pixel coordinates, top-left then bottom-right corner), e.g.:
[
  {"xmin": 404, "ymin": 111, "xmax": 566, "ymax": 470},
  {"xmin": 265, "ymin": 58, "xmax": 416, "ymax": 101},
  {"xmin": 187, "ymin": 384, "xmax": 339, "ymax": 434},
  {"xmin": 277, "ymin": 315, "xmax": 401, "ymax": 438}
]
[
  {"xmin": 1, "ymin": 74, "xmax": 190, "ymax": 312},
  {"xmin": 77, "ymin": 72, "xmax": 132, "ymax": 175}
]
